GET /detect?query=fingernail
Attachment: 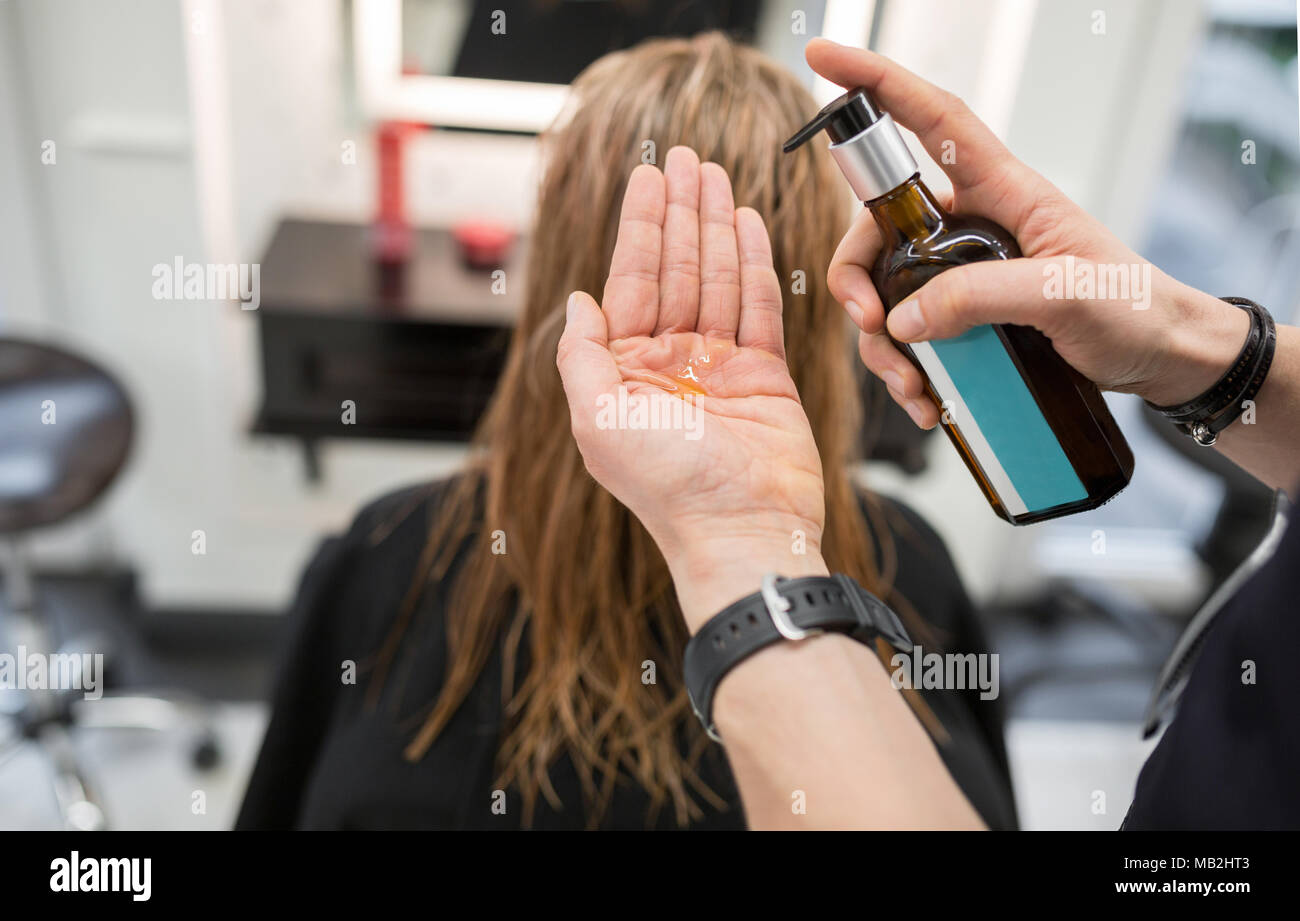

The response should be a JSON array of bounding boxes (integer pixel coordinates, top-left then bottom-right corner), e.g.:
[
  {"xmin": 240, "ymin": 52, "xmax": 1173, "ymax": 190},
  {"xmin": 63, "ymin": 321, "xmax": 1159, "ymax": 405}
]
[
  {"xmin": 889, "ymin": 299, "xmax": 925, "ymax": 340},
  {"xmin": 903, "ymin": 400, "xmax": 929, "ymax": 428},
  {"xmin": 845, "ymin": 299, "xmax": 864, "ymax": 328},
  {"xmin": 566, "ymin": 292, "xmax": 579, "ymax": 321},
  {"xmin": 882, "ymin": 371, "xmax": 904, "ymax": 394}
]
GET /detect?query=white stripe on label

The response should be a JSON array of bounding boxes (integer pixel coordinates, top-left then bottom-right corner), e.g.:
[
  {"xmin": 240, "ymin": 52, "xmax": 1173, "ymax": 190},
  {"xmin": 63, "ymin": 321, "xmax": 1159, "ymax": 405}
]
[{"xmin": 909, "ymin": 341, "xmax": 1029, "ymax": 517}]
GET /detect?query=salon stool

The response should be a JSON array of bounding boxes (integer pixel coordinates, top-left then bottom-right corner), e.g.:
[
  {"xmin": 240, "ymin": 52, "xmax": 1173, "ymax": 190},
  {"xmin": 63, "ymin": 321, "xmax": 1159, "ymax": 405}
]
[{"xmin": 0, "ymin": 337, "xmax": 219, "ymax": 830}]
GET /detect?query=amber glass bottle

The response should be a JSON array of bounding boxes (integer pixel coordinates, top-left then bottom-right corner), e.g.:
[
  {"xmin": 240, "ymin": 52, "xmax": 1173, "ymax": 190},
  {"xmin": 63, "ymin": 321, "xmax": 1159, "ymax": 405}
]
[{"xmin": 786, "ymin": 88, "xmax": 1133, "ymax": 524}]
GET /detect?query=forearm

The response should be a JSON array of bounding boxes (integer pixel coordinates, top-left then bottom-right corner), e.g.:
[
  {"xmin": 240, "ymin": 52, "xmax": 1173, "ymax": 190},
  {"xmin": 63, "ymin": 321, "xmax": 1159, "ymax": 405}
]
[
  {"xmin": 714, "ymin": 633, "xmax": 984, "ymax": 829},
  {"xmin": 669, "ymin": 548, "xmax": 984, "ymax": 830},
  {"xmin": 1213, "ymin": 323, "xmax": 1300, "ymax": 496}
]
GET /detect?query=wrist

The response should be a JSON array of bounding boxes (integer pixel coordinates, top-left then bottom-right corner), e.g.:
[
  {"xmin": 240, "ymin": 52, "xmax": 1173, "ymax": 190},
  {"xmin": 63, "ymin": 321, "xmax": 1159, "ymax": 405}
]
[
  {"xmin": 1140, "ymin": 285, "xmax": 1251, "ymax": 406},
  {"xmin": 666, "ymin": 537, "xmax": 829, "ymax": 633}
]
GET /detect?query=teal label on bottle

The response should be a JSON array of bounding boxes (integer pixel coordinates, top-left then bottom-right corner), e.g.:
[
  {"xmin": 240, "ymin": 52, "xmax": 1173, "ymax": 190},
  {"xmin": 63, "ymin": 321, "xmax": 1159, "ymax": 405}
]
[{"xmin": 911, "ymin": 326, "xmax": 1087, "ymax": 516}]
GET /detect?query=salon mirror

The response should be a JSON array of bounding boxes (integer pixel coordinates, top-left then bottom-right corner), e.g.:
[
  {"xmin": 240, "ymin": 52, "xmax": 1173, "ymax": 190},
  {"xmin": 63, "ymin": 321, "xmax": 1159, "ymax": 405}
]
[{"xmin": 352, "ymin": 0, "xmax": 866, "ymax": 132}]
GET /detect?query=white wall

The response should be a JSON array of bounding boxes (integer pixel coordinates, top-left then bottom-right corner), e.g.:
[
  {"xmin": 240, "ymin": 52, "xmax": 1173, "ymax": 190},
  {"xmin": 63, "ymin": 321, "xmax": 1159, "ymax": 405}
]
[
  {"xmin": 0, "ymin": 2, "xmax": 57, "ymax": 330},
  {"xmin": 3, "ymin": 0, "xmax": 212, "ymax": 581}
]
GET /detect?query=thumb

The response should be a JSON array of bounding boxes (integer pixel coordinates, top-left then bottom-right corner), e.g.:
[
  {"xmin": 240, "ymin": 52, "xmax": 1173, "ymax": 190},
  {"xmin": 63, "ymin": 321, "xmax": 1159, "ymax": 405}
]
[
  {"xmin": 885, "ymin": 257, "xmax": 1086, "ymax": 343},
  {"xmin": 556, "ymin": 291, "xmax": 622, "ymax": 435}
]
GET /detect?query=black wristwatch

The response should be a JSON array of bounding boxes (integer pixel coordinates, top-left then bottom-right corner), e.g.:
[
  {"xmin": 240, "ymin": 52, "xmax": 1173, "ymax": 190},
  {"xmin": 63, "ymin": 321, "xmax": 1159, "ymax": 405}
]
[{"xmin": 682, "ymin": 573, "xmax": 913, "ymax": 741}]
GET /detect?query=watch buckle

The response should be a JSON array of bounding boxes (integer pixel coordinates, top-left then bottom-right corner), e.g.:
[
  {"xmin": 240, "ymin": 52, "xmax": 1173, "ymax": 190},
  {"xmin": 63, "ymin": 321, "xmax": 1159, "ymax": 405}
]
[{"xmin": 762, "ymin": 574, "xmax": 823, "ymax": 642}]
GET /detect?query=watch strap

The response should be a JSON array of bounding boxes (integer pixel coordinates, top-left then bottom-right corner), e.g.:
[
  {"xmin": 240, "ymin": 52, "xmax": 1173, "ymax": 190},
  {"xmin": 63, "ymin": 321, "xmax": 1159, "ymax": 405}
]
[{"xmin": 683, "ymin": 574, "xmax": 912, "ymax": 742}]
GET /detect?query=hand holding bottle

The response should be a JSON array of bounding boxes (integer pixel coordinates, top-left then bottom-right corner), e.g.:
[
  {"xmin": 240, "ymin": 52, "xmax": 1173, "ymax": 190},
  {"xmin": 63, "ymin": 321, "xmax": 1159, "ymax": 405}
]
[{"xmin": 804, "ymin": 39, "xmax": 1251, "ymax": 427}]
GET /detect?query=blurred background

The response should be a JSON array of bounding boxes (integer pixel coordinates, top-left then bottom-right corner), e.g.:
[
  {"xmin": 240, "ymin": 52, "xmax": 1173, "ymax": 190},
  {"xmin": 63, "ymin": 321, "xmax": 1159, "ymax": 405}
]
[{"xmin": 0, "ymin": 0, "xmax": 1296, "ymax": 829}]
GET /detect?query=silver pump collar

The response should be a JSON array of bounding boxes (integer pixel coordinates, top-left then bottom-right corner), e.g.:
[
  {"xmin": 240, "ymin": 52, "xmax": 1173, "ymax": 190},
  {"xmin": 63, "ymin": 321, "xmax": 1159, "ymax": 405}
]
[{"xmin": 828, "ymin": 114, "xmax": 918, "ymax": 202}]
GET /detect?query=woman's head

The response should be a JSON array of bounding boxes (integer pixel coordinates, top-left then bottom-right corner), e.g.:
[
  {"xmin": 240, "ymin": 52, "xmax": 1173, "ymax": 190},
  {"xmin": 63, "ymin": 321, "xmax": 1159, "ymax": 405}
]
[
  {"xmin": 527, "ymin": 31, "xmax": 855, "ymax": 420},
  {"xmin": 384, "ymin": 32, "xmax": 900, "ymax": 826}
]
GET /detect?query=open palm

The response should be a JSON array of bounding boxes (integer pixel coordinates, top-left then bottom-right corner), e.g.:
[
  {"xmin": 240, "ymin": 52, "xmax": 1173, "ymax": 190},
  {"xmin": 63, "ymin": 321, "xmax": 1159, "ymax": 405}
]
[{"xmin": 557, "ymin": 146, "xmax": 825, "ymax": 561}]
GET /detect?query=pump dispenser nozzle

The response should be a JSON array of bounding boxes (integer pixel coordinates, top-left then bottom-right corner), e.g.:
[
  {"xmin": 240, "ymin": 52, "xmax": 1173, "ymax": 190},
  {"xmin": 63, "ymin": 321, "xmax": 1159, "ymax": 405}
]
[{"xmin": 784, "ymin": 87, "xmax": 917, "ymax": 203}]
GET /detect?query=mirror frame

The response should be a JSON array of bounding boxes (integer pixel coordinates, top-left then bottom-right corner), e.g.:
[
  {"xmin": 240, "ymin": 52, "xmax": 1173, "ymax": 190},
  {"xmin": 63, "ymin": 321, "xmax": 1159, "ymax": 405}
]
[{"xmin": 352, "ymin": 0, "xmax": 878, "ymax": 131}]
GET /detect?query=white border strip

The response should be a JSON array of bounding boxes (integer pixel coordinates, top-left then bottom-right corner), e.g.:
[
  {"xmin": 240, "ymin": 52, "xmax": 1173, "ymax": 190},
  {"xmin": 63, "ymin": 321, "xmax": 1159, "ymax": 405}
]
[{"xmin": 910, "ymin": 341, "xmax": 1028, "ymax": 517}]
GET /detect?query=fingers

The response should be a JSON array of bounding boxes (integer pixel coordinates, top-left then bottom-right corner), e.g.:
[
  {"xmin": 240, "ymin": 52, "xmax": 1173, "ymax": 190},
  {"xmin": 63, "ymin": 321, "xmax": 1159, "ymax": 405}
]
[
  {"xmin": 735, "ymin": 207, "xmax": 785, "ymax": 359},
  {"xmin": 557, "ymin": 291, "xmax": 622, "ymax": 435},
  {"xmin": 696, "ymin": 162, "xmax": 741, "ymax": 340},
  {"xmin": 859, "ymin": 329, "xmax": 924, "ymax": 399},
  {"xmin": 852, "ymin": 256, "xmax": 1092, "ymax": 431},
  {"xmin": 804, "ymin": 38, "xmax": 1039, "ymax": 230},
  {"xmin": 828, "ymin": 208, "xmax": 886, "ymax": 333},
  {"xmin": 884, "ymin": 257, "xmax": 1075, "ymax": 344},
  {"xmin": 828, "ymin": 188, "xmax": 952, "ymax": 337},
  {"xmin": 655, "ymin": 146, "xmax": 702, "ymax": 334},
  {"xmin": 804, "ymin": 38, "xmax": 1010, "ymax": 186},
  {"xmin": 858, "ymin": 330, "xmax": 937, "ymax": 429},
  {"xmin": 828, "ymin": 201, "xmax": 931, "ymax": 426},
  {"xmin": 603, "ymin": 164, "xmax": 665, "ymax": 339}
]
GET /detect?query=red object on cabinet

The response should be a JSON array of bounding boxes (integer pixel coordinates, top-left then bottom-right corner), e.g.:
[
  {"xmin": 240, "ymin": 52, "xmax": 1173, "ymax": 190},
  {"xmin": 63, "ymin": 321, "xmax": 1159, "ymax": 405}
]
[{"xmin": 372, "ymin": 120, "xmax": 417, "ymax": 266}]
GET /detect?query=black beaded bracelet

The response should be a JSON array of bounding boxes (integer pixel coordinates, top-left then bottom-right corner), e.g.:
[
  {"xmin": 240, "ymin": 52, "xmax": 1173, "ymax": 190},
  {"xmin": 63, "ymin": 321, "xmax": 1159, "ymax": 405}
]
[{"xmin": 1146, "ymin": 297, "xmax": 1276, "ymax": 447}]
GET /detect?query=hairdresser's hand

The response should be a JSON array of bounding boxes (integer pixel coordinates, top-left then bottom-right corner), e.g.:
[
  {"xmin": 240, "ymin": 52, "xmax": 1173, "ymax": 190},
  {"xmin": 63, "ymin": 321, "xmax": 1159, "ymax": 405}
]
[
  {"xmin": 806, "ymin": 39, "xmax": 1249, "ymax": 428},
  {"xmin": 557, "ymin": 147, "xmax": 828, "ymax": 629}
]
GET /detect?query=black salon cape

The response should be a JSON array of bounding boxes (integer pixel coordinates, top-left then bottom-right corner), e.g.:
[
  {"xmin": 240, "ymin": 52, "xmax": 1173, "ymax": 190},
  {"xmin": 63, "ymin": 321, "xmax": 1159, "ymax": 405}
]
[
  {"xmin": 1124, "ymin": 508, "xmax": 1300, "ymax": 829},
  {"xmin": 235, "ymin": 479, "xmax": 1019, "ymax": 830}
]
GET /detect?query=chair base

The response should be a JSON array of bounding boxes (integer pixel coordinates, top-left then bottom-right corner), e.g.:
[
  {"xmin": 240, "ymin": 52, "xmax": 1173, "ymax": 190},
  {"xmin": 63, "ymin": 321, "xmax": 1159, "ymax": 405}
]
[
  {"xmin": 4, "ymin": 686, "xmax": 223, "ymax": 830},
  {"xmin": 1, "ymin": 540, "xmax": 223, "ymax": 830}
]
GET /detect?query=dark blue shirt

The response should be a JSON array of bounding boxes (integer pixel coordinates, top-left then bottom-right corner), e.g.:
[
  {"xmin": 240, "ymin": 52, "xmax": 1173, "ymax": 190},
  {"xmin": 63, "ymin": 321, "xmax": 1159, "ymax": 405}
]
[{"xmin": 1125, "ymin": 510, "xmax": 1299, "ymax": 829}]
